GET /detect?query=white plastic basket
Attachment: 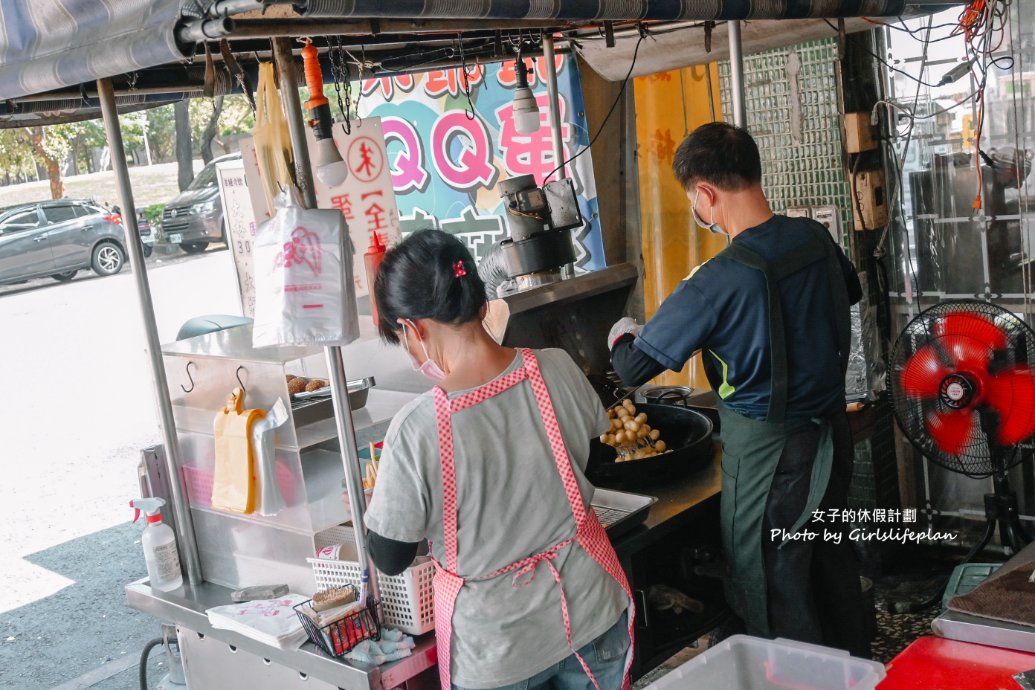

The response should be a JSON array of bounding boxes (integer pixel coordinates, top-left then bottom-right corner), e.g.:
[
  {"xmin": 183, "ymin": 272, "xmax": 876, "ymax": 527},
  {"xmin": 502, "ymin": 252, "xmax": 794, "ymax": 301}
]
[
  {"xmin": 309, "ymin": 557, "xmax": 435, "ymax": 636},
  {"xmin": 643, "ymin": 635, "xmax": 885, "ymax": 690}
]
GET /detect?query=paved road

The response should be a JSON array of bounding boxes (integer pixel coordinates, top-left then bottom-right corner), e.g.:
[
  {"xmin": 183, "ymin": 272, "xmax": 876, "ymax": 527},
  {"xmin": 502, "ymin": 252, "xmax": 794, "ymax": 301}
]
[{"xmin": 0, "ymin": 247, "xmax": 243, "ymax": 689}]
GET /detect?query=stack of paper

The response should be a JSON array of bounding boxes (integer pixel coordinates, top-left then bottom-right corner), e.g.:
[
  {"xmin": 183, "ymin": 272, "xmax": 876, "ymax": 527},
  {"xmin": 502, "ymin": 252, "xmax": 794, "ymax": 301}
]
[{"xmin": 206, "ymin": 594, "xmax": 310, "ymax": 650}]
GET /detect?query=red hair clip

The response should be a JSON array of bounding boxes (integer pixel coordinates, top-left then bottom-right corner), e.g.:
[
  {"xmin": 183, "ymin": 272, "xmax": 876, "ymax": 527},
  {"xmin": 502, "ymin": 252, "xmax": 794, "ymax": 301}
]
[{"xmin": 453, "ymin": 260, "xmax": 467, "ymax": 278}]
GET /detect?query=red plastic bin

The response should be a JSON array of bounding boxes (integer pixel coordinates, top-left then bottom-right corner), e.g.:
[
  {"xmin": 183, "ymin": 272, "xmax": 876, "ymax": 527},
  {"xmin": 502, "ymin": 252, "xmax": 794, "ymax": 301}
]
[{"xmin": 879, "ymin": 637, "xmax": 1035, "ymax": 689}]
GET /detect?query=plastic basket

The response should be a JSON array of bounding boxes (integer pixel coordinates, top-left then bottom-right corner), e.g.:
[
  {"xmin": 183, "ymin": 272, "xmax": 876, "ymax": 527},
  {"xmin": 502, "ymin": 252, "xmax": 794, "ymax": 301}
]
[
  {"xmin": 294, "ymin": 597, "xmax": 381, "ymax": 658},
  {"xmin": 309, "ymin": 557, "xmax": 435, "ymax": 635}
]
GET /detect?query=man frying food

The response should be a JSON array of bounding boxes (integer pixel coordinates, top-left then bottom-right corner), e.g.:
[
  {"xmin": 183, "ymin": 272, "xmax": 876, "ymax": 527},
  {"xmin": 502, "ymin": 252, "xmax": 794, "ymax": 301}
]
[{"xmin": 609, "ymin": 123, "xmax": 870, "ymax": 657}]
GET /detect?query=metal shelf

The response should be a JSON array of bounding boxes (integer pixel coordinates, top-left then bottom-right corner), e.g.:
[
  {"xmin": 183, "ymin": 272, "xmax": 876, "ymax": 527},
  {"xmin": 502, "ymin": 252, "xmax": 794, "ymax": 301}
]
[{"xmin": 126, "ymin": 579, "xmax": 436, "ymax": 690}]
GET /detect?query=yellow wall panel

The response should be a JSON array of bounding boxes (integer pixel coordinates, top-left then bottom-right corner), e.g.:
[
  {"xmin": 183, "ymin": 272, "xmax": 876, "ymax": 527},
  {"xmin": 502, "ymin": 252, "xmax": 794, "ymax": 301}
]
[{"xmin": 633, "ymin": 64, "xmax": 723, "ymax": 389}]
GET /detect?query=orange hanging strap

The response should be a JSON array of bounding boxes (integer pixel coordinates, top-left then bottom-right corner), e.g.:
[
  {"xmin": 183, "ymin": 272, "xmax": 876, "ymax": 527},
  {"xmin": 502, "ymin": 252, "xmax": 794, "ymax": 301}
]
[{"xmin": 301, "ymin": 39, "xmax": 328, "ymax": 110}]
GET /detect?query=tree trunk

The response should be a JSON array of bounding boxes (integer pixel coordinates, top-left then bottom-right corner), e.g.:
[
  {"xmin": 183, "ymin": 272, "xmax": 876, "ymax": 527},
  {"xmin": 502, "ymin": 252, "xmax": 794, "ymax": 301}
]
[
  {"xmin": 174, "ymin": 100, "xmax": 194, "ymax": 191},
  {"xmin": 200, "ymin": 95, "xmax": 224, "ymax": 164},
  {"xmin": 69, "ymin": 138, "xmax": 80, "ymax": 177},
  {"xmin": 29, "ymin": 126, "xmax": 64, "ymax": 199}
]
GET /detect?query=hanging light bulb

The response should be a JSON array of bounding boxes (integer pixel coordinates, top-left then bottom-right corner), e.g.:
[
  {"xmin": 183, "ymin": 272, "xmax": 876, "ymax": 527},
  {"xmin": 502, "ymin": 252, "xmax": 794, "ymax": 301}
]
[
  {"xmin": 511, "ymin": 58, "xmax": 540, "ymax": 134},
  {"xmin": 314, "ymin": 138, "xmax": 348, "ymax": 187}
]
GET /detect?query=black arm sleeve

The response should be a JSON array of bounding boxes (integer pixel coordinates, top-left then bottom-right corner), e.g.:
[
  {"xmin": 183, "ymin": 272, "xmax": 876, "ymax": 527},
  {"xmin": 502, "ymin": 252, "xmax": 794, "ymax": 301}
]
[
  {"xmin": 368, "ymin": 530, "xmax": 420, "ymax": 576},
  {"xmin": 610, "ymin": 334, "xmax": 667, "ymax": 387},
  {"xmin": 832, "ymin": 236, "xmax": 863, "ymax": 306}
]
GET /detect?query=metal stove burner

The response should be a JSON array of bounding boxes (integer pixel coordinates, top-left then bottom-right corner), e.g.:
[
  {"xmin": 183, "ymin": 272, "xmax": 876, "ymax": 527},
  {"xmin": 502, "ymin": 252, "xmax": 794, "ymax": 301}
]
[{"xmin": 642, "ymin": 386, "xmax": 695, "ymax": 407}]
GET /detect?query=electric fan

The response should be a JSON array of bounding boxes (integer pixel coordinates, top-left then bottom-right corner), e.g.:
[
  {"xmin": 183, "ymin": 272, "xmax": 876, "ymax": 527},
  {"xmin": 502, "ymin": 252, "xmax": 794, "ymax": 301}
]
[{"xmin": 890, "ymin": 300, "xmax": 1035, "ymax": 559}]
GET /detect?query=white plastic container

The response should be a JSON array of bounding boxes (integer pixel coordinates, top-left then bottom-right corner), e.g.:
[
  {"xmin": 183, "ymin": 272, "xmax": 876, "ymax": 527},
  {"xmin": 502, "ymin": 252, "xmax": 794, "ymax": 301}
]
[{"xmin": 642, "ymin": 635, "xmax": 885, "ymax": 690}]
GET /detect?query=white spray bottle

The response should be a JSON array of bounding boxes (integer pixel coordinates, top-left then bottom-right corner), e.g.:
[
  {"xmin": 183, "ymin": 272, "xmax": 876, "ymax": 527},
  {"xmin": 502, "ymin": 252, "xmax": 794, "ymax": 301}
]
[{"xmin": 130, "ymin": 498, "xmax": 183, "ymax": 592}]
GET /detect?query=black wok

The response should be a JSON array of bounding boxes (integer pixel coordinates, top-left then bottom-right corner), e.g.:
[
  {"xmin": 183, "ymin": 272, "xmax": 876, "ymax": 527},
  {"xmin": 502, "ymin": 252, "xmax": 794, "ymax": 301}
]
[{"xmin": 586, "ymin": 403, "xmax": 714, "ymax": 488}]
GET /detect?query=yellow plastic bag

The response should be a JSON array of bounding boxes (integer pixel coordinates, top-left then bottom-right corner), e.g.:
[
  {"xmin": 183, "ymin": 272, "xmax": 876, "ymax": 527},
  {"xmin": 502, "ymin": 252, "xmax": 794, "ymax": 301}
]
[
  {"xmin": 212, "ymin": 387, "xmax": 266, "ymax": 514},
  {"xmin": 252, "ymin": 62, "xmax": 296, "ymax": 211}
]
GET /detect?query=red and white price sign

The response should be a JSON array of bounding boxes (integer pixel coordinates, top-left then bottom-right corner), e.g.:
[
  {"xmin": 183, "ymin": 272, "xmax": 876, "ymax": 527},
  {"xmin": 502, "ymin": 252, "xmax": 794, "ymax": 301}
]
[{"xmin": 311, "ymin": 117, "xmax": 402, "ymax": 298}]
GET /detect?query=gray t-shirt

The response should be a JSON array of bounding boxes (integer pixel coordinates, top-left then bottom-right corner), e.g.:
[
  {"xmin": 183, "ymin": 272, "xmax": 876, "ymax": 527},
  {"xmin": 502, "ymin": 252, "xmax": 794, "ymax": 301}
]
[{"xmin": 365, "ymin": 348, "xmax": 626, "ymax": 688}]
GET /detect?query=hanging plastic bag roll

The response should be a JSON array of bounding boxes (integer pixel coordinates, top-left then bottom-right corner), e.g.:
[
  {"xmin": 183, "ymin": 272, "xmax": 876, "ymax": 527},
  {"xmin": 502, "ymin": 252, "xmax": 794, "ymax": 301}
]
[
  {"xmin": 212, "ymin": 387, "xmax": 266, "ymax": 514},
  {"xmin": 252, "ymin": 188, "xmax": 360, "ymax": 347},
  {"xmin": 252, "ymin": 62, "xmax": 296, "ymax": 211}
]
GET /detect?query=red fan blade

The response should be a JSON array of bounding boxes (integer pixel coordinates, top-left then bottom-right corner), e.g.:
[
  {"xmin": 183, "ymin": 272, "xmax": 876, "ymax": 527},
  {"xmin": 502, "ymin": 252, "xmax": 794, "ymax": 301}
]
[
  {"xmin": 942, "ymin": 334, "xmax": 995, "ymax": 376},
  {"xmin": 901, "ymin": 344, "xmax": 951, "ymax": 399},
  {"xmin": 936, "ymin": 312, "xmax": 1009, "ymax": 350},
  {"xmin": 925, "ymin": 409, "xmax": 974, "ymax": 455},
  {"xmin": 986, "ymin": 369, "xmax": 1035, "ymax": 446}
]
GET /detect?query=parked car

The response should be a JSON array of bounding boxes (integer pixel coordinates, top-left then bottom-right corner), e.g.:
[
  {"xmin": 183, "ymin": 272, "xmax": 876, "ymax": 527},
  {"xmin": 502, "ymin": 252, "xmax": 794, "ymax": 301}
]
[
  {"xmin": 0, "ymin": 199, "xmax": 129, "ymax": 285},
  {"xmin": 138, "ymin": 212, "xmax": 154, "ymax": 257},
  {"xmin": 110, "ymin": 205, "xmax": 155, "ymax": 258},
  {"xmin": 160, "ymin": 152, "xmax": 240, "ymax": 254}
]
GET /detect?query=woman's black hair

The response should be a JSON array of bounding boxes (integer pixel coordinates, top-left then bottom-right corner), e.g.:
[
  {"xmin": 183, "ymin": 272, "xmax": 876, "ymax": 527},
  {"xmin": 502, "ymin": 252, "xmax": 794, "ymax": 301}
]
[{"xmin": 373, "ymin": 229, "xmax": 487, "ymax": 344}]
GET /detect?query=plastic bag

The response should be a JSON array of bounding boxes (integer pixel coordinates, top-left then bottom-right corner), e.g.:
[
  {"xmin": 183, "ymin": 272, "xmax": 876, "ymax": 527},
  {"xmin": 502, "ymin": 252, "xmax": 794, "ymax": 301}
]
[
  {"xmin": 212, "ymin": 387, "xmax": 266, "ymax": 514},
  {"xmin": 252, "ymin": 62, "xmax": 295, "ymax": 211},
  {"xmin": 252, "ymin": 189, "xmax": 359, "ymax": 347},
  {"xmin": 253, "ymin": 398, "xmax": 289, "ymax": 516}
]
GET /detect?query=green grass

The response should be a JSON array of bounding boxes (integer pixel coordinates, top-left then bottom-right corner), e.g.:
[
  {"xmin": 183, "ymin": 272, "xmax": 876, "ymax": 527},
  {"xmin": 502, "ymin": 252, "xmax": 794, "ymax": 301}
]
[{"xmin": 0, "ymin": 160, "xmax": 205, "ymax": 210}]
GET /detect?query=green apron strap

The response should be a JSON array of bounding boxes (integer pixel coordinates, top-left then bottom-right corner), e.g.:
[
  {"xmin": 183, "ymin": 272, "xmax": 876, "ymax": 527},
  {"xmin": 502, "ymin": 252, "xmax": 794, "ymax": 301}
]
[
  {"xmin": 724, "ymin": 243, "xmax": 789, "ymax": 423},
  {"xmin": 715, "ymin": 219, "xmax": 855, "ymax": 636}
]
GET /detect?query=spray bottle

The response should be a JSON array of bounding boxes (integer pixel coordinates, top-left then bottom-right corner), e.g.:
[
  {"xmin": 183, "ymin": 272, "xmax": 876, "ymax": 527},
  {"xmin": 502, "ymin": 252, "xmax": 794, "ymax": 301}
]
[{"xmin": 130, "ymin": 498, "xmax": 183, "ymax": 592}]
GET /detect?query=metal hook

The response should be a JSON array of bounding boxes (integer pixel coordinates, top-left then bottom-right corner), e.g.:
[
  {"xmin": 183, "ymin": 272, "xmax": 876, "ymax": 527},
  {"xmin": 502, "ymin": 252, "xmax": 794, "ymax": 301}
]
[
  {"xmin": 235, "ymin": 366, "xmax": 247, "ymax": 394},
  {"xmin": 181, "ymin": 361, "xmax": 197, "ymax": 393}
]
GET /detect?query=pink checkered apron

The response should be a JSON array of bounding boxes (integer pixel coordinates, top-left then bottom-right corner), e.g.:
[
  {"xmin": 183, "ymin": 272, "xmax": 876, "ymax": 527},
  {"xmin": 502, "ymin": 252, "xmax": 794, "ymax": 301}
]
[{"xmin": 431, "ymin": 348, "xmax": 635, "ymax": 690}]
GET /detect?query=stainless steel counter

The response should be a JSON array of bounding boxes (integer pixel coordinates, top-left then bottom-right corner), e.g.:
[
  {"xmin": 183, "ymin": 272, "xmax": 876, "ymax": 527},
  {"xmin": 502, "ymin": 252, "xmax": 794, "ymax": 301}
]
[
  {"xmin": 126, "ymin": 579, "xmax": 436, "ymax": 690},
  {"xmin": 932, "ymin": 541, "xmax": 1035, "ymax": 654},
  {"xmin": 932, "ymin": 609, "xmax": 1035, "ymax": 654}
]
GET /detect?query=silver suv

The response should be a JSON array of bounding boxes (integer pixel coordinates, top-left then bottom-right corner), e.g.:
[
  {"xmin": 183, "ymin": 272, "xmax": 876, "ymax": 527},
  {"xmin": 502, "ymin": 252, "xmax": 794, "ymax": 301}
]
[
  {"xmin": 0, "ymin": 200, "xmax": 129, "ymax": 285},
  {"xmin": 160, "ymin": 152, "xmax": 240, "ymax": 254}
]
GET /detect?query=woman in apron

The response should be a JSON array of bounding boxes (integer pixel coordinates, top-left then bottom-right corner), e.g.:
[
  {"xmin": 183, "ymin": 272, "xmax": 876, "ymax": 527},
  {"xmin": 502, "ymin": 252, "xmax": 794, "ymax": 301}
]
[{"xmin": 365, "ymin": 229, "xmax": 634, "ymax": 690}]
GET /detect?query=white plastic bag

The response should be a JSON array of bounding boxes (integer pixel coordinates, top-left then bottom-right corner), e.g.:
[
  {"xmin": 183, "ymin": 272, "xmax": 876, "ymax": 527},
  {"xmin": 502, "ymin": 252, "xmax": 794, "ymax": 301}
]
[
  {"xmin": 253, "ymin": 189, "xmax": 359, "ymax": 347},
  {"xmin": 253, "ymin": 398, "xmax": 289, "ymax": 516}
]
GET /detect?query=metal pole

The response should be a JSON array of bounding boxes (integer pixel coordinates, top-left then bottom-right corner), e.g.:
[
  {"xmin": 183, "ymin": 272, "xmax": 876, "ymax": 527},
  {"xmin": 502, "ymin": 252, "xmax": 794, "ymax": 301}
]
[
  {"xmin": 271, "ymin": 37, "xmax": 317, "ymax": 209},
  {"xmin": 96, "ymin": 78, "xmax": 202, "ymax": 586},
  {"xmin": 270, "ymin": 37, "xmax": 381, "ymax": 603},
  {"xmin": 728, "ymin": 21, "xmax": 748, "ymax": 128},
  {"xmin": 176, "ymin": 17, "xmax": 234, "ymax": 44},
  {"xmin": 543, "ymin": 35, "xmax": 565, "ymax": 180},
  {"xmin": 324, "ymin": 347, "xmax": 379, "ymax": 602}
]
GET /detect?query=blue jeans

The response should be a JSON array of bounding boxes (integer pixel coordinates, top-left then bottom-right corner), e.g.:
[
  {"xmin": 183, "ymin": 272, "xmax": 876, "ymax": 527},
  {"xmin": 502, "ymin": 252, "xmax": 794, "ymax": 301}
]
[{"xmin": 453, "ymin": 612, "xmax": 630, "ymax": 690}]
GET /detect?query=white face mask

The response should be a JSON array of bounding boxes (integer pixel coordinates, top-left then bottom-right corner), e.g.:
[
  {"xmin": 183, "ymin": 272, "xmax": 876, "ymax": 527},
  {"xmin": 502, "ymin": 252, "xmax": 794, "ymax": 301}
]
[
  {"xmin": 692, "ymin": 189, "xmax": 727, "ymax": 237},
  {"xmin": 402, "ymin": 320, "xmax": 447, "ymax": 383}
]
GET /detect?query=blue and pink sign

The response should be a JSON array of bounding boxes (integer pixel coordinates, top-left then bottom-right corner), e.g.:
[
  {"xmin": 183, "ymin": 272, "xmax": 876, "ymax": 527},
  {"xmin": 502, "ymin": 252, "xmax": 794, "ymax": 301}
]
[{"xmin": 355, "ymin": 54, "xmax": 605, "ymax": 269}]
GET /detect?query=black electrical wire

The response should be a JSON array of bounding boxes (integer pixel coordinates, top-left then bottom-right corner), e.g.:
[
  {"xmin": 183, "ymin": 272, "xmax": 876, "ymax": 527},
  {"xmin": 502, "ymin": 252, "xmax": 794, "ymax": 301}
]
[
  {"xmin": 824, "ymin": 19, "xmax": 943, "ymax": 88},
  {"xmin": 139, "ymin": 637, "xmax": 164, "ymax": 690},
  {"xmin": 869, "ymin": 14, "xmax": 934, "ymax": 314},
  {"xmin": 543, "ymin": 29, "xmax": 647, "ymax": 185}
]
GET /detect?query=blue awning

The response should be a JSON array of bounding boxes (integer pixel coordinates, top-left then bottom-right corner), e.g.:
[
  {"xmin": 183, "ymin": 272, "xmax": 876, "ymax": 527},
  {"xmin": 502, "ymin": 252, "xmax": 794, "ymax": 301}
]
[
  {"xmin": 0, "ymin": 0, "xmax": 187, "ymax": 100},
  {"xmin": 293, "ymin": 0, "xmax": 909, "ymax": 21}
]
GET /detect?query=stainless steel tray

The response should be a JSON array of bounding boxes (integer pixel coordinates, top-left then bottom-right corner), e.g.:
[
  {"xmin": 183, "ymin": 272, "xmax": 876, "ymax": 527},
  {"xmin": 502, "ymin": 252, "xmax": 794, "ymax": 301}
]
[
  {"xmin": 590, "ymin": 488, "xmax": 656, "ymax": 539},
  {"xmin": 291, "ymin": 377, "xmax": 375, "ymax": 427}
]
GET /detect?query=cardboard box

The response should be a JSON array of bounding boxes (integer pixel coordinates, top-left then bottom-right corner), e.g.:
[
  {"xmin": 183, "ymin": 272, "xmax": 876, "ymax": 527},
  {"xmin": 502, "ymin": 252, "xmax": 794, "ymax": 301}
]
[
  {"xmin": 844, "ymin": 112, "xmax": 877, "ymax": 153},
  {"xmin": 851, "ymin": 170, "xmax": 889, "ymax": 231}
]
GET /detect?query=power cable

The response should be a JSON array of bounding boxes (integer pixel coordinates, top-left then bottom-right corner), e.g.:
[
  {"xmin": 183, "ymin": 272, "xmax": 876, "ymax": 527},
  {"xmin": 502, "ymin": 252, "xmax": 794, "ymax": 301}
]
[{"xmin": 544, "ymin": 28, "xmax": 647, "ymax": 184}]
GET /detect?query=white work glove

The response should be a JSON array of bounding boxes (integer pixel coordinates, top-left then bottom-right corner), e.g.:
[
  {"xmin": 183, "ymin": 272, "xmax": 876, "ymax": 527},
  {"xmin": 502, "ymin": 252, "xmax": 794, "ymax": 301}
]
[{"xmin": 608, "ymin": 317, "xmax": 642, "ymax": 350}]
